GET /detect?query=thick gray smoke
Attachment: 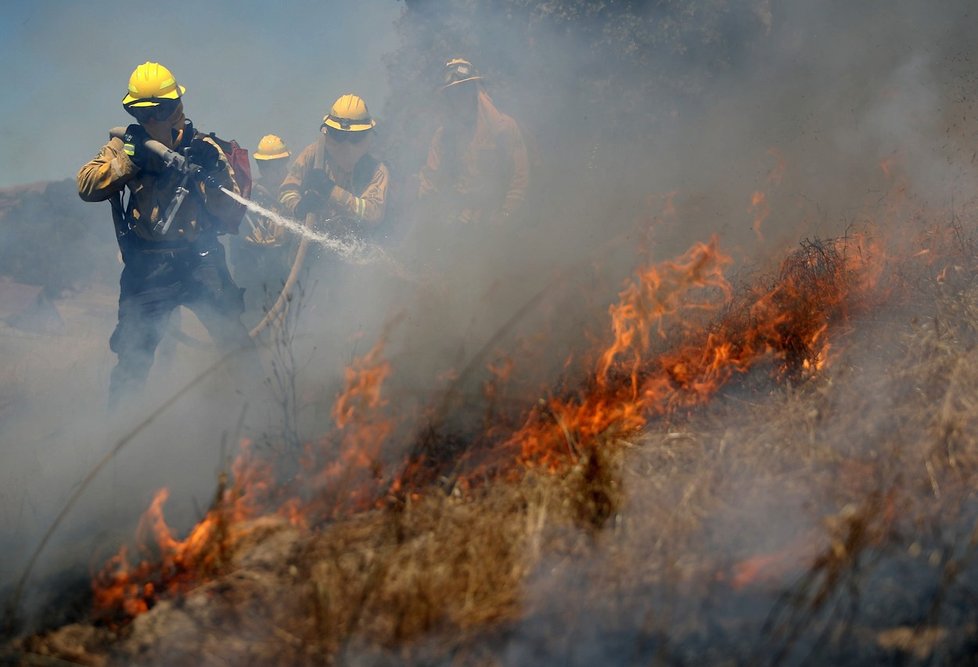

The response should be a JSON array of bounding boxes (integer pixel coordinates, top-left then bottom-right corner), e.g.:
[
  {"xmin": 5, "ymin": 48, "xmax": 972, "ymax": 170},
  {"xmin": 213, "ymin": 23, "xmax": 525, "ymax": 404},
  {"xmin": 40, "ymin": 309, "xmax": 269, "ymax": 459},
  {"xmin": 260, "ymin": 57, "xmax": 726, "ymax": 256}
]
[{"xmin": 3, "ymin": 0, "xmax": 978, "ymax": 654}]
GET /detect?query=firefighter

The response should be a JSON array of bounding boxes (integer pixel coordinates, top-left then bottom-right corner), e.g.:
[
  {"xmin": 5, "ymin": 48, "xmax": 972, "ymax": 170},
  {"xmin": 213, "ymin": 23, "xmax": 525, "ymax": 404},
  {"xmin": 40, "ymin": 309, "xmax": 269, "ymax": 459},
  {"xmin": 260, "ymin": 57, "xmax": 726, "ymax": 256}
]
[
  {"xmin": 279, "ymin": 94, "xmax": 390, "ymax": 240},
  {"xmin": 251, "ymin": 134, "xmax": 292, "ymax": 226},
  {"xmin": 77, "ymin": 61, "xmax": 254, "ymax": 407},
  {"xmin": 418, "ymin": 58, "xmax": 529, "ymax": 227},
  {"xmin": 232, "ymin": 134, "xmax": 294, "ymax": 323}
]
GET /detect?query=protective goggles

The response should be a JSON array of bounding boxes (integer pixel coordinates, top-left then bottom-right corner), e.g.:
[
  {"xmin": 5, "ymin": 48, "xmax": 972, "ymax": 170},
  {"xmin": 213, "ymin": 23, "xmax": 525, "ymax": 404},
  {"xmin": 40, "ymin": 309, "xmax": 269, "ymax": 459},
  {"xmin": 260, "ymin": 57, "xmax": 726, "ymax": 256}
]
[
  {"xmin": 321, "ymin": 125, "xmax": 370, "ymax": 143},
  {"xmin": 125, "ymin": 99, "xmax": 181, "ymax": 123}
]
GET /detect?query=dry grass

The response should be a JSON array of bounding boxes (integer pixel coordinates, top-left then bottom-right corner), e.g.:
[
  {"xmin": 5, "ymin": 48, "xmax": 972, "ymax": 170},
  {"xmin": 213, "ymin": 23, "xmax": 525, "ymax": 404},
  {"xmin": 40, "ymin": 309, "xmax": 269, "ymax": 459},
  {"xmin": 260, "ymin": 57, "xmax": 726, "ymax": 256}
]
[{"xmin": 10, "ymin": 238, "xmax": 978, "ymax": 665}]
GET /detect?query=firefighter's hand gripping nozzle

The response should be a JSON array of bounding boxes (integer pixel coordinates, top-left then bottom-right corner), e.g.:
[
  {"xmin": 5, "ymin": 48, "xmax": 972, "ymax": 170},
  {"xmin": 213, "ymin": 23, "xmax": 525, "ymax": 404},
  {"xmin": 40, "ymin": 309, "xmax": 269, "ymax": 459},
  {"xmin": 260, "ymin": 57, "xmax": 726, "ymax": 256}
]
[{"xmin": 110, "ymin": 127, "xmax": 223, "ymax": 235}]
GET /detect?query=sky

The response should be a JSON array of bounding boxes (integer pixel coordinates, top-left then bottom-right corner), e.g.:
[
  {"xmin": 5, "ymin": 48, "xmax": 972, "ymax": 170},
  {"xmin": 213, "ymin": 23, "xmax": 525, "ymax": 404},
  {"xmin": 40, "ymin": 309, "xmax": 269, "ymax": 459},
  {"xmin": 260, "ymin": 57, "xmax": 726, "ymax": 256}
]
[{"xmin": 0, "ymin": 0, "xmax": 402, "ymax": 187}]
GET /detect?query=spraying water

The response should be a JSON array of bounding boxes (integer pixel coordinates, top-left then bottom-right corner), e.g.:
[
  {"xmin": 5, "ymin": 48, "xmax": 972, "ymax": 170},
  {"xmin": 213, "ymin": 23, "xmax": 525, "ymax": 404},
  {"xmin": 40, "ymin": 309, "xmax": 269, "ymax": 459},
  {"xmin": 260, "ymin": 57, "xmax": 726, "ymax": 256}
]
[{"xmin": 220, "ymin": 187, "xmax": 407, "ymax": 276}]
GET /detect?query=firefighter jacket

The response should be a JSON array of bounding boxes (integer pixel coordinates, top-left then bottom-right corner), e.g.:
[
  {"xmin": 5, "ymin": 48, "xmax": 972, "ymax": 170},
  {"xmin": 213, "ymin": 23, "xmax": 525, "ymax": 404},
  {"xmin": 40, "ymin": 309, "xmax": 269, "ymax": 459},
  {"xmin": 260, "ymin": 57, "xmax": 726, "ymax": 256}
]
[
  {"xmin": 418, "ymin": 89, "xmax": 529, "ymax": 224},
  {"xmin": 77, "ymin": 126, "xmax": 240, "ymax": 245},
  {"xmin": 279, "ymin": 143, "xmax": 389, "ymax": 228}
]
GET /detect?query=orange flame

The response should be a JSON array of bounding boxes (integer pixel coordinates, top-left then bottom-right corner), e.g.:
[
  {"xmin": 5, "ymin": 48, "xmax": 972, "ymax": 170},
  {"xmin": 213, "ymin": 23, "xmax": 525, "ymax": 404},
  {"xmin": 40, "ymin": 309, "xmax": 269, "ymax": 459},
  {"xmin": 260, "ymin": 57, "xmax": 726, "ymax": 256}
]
[
  {"xmin": 91, "ymin": 442, "xmax": 273, "ymax": 621},
  {"xmin": 748, "ymin": 148, "xmax": 787, "ymax": 242},
  {"xmin": 750, "ymin": 190, "xmax": 769, "ymax": 241},
  {"xmin": 95, "ymin": 176, "xmax": 934, "ymax": 624},
  {"xmin": 510, "ymin": 233, "xmax": 882, "ymax": 470},
  {"xmin": 304, "ymin": 335, "xmax": 397, "ymax": 517}
]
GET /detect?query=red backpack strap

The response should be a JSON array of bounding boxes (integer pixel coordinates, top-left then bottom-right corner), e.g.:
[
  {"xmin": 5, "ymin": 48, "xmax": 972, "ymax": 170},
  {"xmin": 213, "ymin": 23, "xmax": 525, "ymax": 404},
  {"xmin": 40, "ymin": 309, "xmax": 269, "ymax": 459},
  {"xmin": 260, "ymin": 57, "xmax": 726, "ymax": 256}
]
[{"xmin": 227, "ymin": 139, "xmax": 253, "ymax": 200}]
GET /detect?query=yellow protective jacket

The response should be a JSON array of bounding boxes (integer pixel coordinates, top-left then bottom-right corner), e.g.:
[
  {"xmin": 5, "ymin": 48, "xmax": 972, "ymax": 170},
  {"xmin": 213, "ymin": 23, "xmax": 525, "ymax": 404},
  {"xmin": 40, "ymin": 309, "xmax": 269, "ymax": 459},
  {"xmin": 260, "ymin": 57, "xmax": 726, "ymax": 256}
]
[
  {"xmin": 77, "ymin": 127, "xmax": 240, "ymax": 244},
  {"xmin": 279, "ymin": 142, "xmax": 389, "ymax": 227},
  {"xmin": 418, "ymin": 89, "xmax": 529, "ymax": 223}
]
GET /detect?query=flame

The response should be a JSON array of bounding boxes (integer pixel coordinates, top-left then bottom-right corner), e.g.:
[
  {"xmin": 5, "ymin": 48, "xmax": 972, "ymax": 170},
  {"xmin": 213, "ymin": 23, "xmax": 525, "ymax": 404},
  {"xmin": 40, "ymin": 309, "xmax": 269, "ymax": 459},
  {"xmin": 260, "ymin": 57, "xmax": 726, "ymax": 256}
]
[
  {"xmin": 597, "ymin": 237, "xmax": 733, "ymax": 389},
  {"xmin": 510, "ymin": 233, "xmax": 880, "ymax": 470},
  {"xmin": 92, "ymin": 228, "xmax": 888, "ymax": 620},
  {"xmin": 307, "ymin": 334, "xmax": 397, "ymax": 517},
  {"xmin": 91, "ymin": 442, "xmax": 274, "ymax": 621},
  {"xmin": 748, "ymin": 149, "xmax": 786, "ymax": 241},
  {"xmin": 96, "ymin": 161, "xmax": 949, "ymax": 623},
  {"xmin": 750, "ymin": 190, "xmax": 769, "ymax": 241}
]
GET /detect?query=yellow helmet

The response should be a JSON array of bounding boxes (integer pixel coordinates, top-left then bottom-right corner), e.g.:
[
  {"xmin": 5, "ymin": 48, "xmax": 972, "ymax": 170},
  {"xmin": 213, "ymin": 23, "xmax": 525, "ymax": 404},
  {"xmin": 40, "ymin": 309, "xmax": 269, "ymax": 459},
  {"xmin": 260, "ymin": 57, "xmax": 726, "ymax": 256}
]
[
  {"xmin": 122, "ymin": 61, "xmax": 186, "ymax": 108},
  {"xmin": 254, "ymin": 134, "xmax": 290, "ymax": 161},
  {"xmin": 321, "ymin": 94, "xmax": 376, "ymax": 133},
  {"xmin": 442, "ymin": 58, "xmax": 482, "ymax": 90}
]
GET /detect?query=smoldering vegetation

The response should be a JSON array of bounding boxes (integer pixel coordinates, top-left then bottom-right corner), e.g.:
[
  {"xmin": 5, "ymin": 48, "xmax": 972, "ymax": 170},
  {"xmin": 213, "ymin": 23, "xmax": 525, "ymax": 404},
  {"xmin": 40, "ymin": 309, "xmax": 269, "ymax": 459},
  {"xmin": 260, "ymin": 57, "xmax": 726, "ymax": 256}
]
[
  {"xmin": 5, "ymin": 0, "xmax": 978, "ymax": 664},
  {"xmin": 12, "ymin": 216, "xmax": 978, "ymax": 666}
]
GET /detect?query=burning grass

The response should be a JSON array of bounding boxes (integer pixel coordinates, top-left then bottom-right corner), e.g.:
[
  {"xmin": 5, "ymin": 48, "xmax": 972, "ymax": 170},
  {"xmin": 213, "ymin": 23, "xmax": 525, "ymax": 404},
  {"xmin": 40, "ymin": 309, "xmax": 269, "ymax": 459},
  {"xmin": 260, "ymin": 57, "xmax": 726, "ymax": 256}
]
[{"xmin": 10, "ymin": 210, "xmax": 978, "ymax": 664}]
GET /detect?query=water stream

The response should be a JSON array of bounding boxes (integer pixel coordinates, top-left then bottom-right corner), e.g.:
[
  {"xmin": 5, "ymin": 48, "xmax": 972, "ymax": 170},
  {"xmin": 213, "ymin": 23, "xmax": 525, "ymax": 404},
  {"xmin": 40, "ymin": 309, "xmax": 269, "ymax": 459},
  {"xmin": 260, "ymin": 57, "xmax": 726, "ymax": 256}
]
[{"xmin": 220, "ymin": 187, "xmax": 405, "ymax": 274}]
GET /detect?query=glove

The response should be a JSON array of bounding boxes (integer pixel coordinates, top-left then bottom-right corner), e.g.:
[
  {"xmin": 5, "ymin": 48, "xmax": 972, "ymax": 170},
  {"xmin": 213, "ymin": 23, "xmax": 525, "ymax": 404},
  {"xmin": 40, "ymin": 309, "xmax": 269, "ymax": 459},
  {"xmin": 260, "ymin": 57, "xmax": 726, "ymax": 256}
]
[
  {"xmin": 305, "ymin": 169, "xmax": 336, "ymax": 198},
  {"xmin": 187, "ymin": 137, "xmax": 222, "ymax": 173},
  {"xmin": 294, "ymin": 189, "xmax": 326, "ymax": 218},
  {"xmin": 122, "ymin": 124, "xmax": 150, "ymax": 170}
]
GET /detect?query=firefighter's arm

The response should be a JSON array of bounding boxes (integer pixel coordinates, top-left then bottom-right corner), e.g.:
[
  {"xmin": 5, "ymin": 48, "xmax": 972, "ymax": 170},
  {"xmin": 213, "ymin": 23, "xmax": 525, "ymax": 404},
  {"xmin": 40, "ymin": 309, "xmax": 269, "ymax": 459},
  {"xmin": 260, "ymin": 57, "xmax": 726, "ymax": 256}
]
[
  {"xmin": 195, "ymin": 136, "xmax": 240, "ymax": 223},
  {"xmin": 77, "ymin": 137, "xmax": 137, "ymax": 202},
  {"xmin": 417, "ymin": 127, "xmax": 443, "ymax": 199},
  {"xmin": 279, "ymin": 144, "xmax": 316, "ymax": 215},
  {"xmin": 329, "ymin": 162, "xmax": 390, "ymax": 226},
  {"xmin": 500, "ymin": 121, "xmax": 529, "ymax": 219}
]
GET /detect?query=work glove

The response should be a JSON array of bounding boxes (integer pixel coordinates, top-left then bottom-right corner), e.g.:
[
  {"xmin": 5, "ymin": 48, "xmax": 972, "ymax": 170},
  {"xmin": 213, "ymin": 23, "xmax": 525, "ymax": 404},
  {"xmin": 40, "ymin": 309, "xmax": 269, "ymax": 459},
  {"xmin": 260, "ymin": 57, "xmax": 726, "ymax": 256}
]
[
  {"xmin": 187, "ymin": 137, "xmax": 222, "ymax": 173},
  {"xmin": 305, "ymin": 169, "xmax": 336, "ymax": 199},
  {"xmin": 294, "ymin": 170, "xmax": 336, "ymax": 218},
  {"xmin": 294, "ymin": 189, "xmax": 326, "ymax": 218},
  {"xmin": 122, "ymin": 124, "xmax": 151, "ymax": 170}
]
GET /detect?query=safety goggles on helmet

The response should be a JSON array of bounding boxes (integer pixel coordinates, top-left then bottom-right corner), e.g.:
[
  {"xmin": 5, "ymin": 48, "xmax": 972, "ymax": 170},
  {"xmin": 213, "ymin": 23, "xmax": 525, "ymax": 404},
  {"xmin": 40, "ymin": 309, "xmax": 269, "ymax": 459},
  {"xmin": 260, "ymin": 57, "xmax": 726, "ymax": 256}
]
[{"xmin": 126, "ymin": 99, "xmax": 180, "ymax": 123}]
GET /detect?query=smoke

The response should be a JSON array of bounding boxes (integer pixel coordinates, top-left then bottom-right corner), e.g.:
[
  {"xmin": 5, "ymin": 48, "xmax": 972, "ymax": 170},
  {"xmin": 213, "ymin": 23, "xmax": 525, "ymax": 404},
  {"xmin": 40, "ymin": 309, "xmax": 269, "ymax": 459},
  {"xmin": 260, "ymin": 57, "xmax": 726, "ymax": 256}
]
[
  {"xmin": 4, "ymin": 0, "xmax": 978, "ymax": 659},
  {"xmin": 0, "ymin": 0, "xmax": 404, "ymax": 634},
  {"xmin": 353, "ymin": 0, "xmax": 978, "ymax": 662}
]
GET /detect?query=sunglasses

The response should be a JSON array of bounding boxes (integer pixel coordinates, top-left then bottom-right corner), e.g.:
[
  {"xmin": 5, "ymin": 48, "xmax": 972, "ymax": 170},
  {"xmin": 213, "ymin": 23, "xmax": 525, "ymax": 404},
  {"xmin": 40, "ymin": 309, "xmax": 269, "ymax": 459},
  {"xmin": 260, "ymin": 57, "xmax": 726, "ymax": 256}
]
[
  {"xmin": 126, "ymin": 100, "xmax": 180, "ymax": 123},
  {"xmin": 322, "ymin": 126, "xmax": 369, "ymax": 144}
]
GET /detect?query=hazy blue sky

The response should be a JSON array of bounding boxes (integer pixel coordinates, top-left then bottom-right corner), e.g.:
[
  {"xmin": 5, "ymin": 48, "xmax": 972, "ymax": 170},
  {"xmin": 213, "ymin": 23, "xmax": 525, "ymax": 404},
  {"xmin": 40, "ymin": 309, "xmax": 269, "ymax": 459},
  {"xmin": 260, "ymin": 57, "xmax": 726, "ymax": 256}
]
[{"xmin": 0, "ymin": 0, "xmax": 402, "ymax": 187}]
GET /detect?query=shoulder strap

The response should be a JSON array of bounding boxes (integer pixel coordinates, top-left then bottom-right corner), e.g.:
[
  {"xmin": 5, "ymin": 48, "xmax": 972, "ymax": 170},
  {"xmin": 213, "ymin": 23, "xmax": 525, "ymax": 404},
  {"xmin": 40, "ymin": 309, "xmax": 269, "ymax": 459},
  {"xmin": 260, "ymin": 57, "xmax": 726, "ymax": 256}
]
[{"xmin": 108, "ymin": 191, "xmax": 134, "ymax": 256}]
